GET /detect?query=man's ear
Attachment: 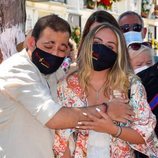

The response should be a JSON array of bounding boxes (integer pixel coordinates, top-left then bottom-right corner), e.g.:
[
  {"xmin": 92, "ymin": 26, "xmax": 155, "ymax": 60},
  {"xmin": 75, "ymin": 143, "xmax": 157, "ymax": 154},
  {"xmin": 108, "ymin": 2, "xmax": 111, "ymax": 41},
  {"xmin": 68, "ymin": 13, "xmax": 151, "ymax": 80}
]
[
  {"xmin": 27, "ymin": 36, "xmax": 36, "ymax": 51},
  {"xmin": 142, "ymin": 27, "xmax": 147, "ymax": 39}
]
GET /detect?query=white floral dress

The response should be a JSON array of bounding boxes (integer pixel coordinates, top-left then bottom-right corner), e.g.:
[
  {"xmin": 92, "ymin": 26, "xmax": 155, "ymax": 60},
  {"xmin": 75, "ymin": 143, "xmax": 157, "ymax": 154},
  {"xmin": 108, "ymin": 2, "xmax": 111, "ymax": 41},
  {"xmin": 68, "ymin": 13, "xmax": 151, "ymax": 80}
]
[{"xmin": 53, "ymin": 73, "xmax": 158, "ymax": 158}]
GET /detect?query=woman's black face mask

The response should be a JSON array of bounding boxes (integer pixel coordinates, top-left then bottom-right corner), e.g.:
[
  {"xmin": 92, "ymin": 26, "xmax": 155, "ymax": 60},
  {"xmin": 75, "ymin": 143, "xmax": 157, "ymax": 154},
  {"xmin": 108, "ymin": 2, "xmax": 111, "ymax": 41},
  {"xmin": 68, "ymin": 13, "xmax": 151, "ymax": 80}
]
[
  {"xmin": 32, "ymin": 47, "xmax": 65, "ymax": 75},
  {"xmin": 92, "ymin": 43, "xmax": 117, "ymax": 71}
]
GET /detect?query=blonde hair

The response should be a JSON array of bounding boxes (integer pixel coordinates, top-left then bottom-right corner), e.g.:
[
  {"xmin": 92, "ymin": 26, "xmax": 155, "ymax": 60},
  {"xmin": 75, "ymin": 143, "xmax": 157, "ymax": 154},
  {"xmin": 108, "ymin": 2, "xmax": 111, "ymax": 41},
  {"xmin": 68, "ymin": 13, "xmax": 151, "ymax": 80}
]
[
  {"xmin": 71, "ymin": 23, "xmax": 134, "ymax": 97},
  {"xmin": 129, "ymin": 45, "xmax": 155, "ymax": 64}
]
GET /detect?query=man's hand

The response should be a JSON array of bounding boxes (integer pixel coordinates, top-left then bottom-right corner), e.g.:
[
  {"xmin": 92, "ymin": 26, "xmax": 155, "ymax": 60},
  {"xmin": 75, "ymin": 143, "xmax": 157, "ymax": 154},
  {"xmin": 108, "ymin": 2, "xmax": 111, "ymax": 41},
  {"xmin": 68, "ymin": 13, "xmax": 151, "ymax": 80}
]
[{"xmin": 107, "ymin": 98, "xmax": 134, "ymax": 123}]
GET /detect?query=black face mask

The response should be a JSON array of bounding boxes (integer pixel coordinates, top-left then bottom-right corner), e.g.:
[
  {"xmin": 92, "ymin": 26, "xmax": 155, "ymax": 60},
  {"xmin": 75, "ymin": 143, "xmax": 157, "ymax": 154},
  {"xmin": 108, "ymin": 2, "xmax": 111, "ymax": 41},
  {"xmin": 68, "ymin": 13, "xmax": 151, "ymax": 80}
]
[
  {"xmin": 92, "ymin": 44, "xmax": 117, "ymax": 71},
  {"xmin": 32, "ymin": 47, "xmax": 65, "ymax": 74}
]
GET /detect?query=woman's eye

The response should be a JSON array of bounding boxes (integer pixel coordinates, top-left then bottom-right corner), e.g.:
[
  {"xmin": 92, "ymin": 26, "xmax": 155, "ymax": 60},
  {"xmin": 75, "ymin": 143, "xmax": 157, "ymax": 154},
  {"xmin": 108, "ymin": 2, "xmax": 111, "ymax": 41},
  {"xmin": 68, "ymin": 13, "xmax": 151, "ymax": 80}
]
[
  {"xmin": 136, "ymin": 64, "xmax": 142, "ymax": 67},
  {"xmin": 107, "ymin": 45, "xmax": 114, "ymax": 51},
  {"xmin": 93, "ymin": 41, "xmax": 100, "ymax": 44},
  {"xmin": 108, "ymin": 46, "xmax": 113, "ymax": 49}
]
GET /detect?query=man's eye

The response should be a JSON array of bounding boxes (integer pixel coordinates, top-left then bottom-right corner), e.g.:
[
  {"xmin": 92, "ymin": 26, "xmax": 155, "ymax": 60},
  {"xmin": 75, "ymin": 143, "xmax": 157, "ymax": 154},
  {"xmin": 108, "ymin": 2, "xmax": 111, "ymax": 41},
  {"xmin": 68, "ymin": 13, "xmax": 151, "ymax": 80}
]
[
  {"xmin": 44, "ymin": 46, "xmax": 53, "ymax": 49},
  {"xmin": 59, "ymin": 49, "xmax": 66, "ymax": 53}
]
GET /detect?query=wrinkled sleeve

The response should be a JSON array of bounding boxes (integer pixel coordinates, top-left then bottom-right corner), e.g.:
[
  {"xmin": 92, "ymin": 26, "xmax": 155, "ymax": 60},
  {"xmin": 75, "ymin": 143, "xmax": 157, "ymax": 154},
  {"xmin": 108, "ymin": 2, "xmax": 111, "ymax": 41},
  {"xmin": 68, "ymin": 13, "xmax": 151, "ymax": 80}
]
[
  {"xmin": 53, "ymin": 79, "xmax": 77, "ymax": 157},
  {"xmin": 57, "ymin": 78, "xmax": 77, "ymax": 107},
  {"xmin": 129, "ymin": 78, "xmax": 158, "ymax": 157},
  {"xmin": 1, "ymin": 63, "xmax": 62, "ymax": 125},
  {"xmin": 55, "ymin": 67, "xmax": 66, "ymax": 82}
]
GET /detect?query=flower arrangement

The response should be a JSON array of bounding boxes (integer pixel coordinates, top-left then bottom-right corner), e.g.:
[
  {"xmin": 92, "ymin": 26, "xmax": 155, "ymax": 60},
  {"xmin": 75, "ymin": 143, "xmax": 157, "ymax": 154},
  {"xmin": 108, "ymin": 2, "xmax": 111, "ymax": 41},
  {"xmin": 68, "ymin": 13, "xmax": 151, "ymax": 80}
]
[
  {"xmin": 71, "ymin": 26, "xmax": 81, "ymax": 47},
  {"xmin": 87, "ymin": 0, "xmax": 121, "ymax": 10},
  {"xmin": 141, "ymin": 0, "xmax": 152, "ymax": 18},
  {"xmin": 97, "ymin": 0, "xmax": 121, "ymax": 9}
]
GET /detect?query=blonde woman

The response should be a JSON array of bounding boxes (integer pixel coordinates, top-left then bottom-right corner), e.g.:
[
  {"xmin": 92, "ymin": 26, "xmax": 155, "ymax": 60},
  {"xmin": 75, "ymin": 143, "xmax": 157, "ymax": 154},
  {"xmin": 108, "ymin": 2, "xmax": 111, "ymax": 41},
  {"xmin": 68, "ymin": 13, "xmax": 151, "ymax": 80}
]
[{"xmin": 53, "ymin": 23, "xmax": 158, "ymax": 158}]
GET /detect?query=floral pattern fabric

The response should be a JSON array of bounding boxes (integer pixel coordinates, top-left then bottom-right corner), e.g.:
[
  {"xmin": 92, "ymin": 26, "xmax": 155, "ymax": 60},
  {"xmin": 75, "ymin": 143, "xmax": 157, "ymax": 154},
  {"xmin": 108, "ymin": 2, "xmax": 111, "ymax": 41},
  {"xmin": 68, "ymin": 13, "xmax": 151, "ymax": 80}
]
[{"xmin": 53, "ymin": 73, "xmax": 158, "ymax": 158}]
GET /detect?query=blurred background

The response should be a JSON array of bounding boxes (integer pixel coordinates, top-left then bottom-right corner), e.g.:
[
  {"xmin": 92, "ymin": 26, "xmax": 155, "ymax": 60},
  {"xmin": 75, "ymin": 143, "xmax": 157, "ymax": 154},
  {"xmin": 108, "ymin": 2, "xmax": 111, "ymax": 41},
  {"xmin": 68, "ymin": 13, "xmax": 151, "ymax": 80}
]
[
  {"xmin": 25, "ymin": 0, "xmax": 158, "ymax": 53},
  {"xmin": 0, "ymin": 0, "xmax": 158, "ymax": 61}
]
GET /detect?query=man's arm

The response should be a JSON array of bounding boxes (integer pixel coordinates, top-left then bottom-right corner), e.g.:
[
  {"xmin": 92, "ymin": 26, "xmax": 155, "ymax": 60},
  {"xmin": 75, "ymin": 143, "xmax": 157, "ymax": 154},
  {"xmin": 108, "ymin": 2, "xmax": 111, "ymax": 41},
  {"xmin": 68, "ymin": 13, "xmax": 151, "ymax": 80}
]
[
  {"xmin": 46, "ymin": 105, "xmax": 105, "ymax": 129},
  {"xmin": 46, "ymin": 98, "xmax": 133, "ymax": 129}
]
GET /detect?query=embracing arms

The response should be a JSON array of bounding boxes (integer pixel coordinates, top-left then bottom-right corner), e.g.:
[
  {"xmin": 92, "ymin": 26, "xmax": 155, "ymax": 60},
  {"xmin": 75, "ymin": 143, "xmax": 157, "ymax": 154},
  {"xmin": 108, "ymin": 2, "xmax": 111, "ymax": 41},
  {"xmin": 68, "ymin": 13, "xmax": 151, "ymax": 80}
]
[{"xmin": 46, "ymin": 98, "xmax": 133, "ymax": 129}]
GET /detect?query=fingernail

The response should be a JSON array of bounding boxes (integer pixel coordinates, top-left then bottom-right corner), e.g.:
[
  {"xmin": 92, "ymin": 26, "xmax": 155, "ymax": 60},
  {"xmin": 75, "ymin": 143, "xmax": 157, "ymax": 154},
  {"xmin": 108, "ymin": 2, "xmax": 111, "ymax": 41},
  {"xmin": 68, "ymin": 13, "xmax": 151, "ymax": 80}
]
[
  {"xmin": 83, "ymin": 112, "xmax": 87, "ymax": 116},
  {"xmin": 96, "ymin": 108, "xmax": 101, "ymax": 112},
  {"xmin": 78, "ymin": 121, "xmax": 82, "ymax": 125},
  {"xmin": 76, "ymin": 126, "xmax": 80, "ymax": 129}
]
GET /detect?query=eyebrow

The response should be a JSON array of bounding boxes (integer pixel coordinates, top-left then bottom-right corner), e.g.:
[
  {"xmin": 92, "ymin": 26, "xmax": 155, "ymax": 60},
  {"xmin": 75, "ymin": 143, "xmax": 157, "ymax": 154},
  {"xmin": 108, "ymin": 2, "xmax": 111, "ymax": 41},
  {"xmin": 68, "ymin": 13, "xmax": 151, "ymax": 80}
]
[
  {"xmin": 42, "ymin": 41, "xmax": 68, "ymax": 48},
  {"xmin": 94, "ymin": 37, "xmax": 117, "ymax": 46}
]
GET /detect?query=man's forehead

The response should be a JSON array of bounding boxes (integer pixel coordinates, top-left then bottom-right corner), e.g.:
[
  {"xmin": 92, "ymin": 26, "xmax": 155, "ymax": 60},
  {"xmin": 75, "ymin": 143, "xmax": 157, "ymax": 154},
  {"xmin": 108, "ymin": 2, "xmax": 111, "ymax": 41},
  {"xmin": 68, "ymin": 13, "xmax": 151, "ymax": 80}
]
[
  {"xmin": 120, "ymin": 15, "xmax": 141, "ymax": 24},
  {"xmin": 39, "ymin": 31, "xmax": 69, "ymax": 41}
]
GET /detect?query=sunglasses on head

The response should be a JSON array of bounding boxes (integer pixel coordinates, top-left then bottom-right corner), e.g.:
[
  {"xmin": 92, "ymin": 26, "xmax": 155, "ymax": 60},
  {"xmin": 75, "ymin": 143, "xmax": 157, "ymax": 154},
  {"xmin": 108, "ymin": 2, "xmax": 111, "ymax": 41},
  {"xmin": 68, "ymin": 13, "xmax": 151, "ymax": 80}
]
[
  {"xmin": 128, "ymin": 42, "xmax": 152, "ymax": 50},
  {"xmin": 120, "ymin": 24, "xmax": 142, "ymax": 33}
]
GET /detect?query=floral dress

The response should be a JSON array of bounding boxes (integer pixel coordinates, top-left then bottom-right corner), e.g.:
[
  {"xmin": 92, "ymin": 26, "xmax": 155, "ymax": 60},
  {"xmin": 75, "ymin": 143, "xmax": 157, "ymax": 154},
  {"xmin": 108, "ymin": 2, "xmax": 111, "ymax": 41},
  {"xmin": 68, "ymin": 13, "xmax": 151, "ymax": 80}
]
[{"xmin": 53, "ymin": 73, "xmax": 158, "ymax": 158}]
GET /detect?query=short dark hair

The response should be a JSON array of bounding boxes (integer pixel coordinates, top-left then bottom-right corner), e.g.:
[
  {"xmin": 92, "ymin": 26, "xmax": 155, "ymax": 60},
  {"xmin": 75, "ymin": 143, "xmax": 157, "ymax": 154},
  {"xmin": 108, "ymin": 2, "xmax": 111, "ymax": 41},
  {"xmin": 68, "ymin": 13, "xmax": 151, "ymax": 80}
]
[
  {"xmin": 32, "ymin": 14, "xmax": 71, "ymax": 41},
  {"xmin": 118, "ymin": 11, "xmax": 144, "ymax": 27}
]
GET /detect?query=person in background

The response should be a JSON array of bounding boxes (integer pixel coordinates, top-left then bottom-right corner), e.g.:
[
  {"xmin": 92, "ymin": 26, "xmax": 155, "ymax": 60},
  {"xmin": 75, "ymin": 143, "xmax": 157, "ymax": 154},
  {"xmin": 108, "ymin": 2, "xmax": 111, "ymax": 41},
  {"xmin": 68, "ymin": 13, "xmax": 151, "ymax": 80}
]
[
  {"xmin": 128, "ymin": 42, "xmax": 155, "ymax": 74},
  {"xmin": 53, "ymin": 22, "xmax": 158, "ymax": 158},
  {"xmin": 0, "ymin": 14, "xmax": 133, "ymax": 158},
  {"xmin": 137, "ymin": 62, "xmax": 158, "ymax": 137},
  {"xmin": 118, "ymin": 11, "xmax": 147, "ymax": 46},
  {"xmin": 118, "ymin": 11, "xmax": 158, "ymax": 158}
]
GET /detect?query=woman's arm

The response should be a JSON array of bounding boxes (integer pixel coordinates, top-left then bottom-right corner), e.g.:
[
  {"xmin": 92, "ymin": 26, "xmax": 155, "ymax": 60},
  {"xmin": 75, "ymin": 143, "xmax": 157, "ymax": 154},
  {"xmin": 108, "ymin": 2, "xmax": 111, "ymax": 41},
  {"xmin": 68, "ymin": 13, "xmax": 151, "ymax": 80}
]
[{"xmin": 75, "ymin": 109, "xmax": 145, "ymax": 144}]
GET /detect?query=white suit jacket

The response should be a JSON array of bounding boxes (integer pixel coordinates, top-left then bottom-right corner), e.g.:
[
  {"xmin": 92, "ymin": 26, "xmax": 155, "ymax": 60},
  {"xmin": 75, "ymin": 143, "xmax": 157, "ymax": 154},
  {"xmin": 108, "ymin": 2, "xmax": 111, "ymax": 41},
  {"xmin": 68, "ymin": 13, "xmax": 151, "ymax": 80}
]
[{"xmin": 0, "ymin": 49, "xmax": 64, "ymax": 158}]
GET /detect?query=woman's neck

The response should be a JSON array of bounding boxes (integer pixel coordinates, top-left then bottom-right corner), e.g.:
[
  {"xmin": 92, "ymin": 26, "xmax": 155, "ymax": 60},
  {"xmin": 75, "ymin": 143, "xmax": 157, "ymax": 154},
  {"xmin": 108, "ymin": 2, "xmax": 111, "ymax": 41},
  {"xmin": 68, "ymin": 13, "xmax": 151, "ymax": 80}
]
[
  {"xmin": 87, "ymin": 70, "xmax": 109, "ymax": 105},
  {"xmin": 90, "ymin": 69, "xmax": 108, "ymax": 84}
]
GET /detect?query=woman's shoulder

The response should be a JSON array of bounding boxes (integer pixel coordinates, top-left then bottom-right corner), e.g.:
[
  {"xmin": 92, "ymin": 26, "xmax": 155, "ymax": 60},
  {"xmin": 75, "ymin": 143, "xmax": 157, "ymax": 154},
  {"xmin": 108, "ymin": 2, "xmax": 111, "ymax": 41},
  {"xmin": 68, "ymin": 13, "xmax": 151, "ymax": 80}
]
[
  {"xmin": 58, "ymin": 72, "xmax": 83, "ymax": 97},
  {"xmin": 67, "ymin": 72, "xmax": 79, "ymax": 83},
  {"xmin": 58, "ymin": 72, "xmax": 80, "ymax": 88},
  {"xmin": 67, "ymin": 72, "xmax": 81, "ymax": 92}
]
